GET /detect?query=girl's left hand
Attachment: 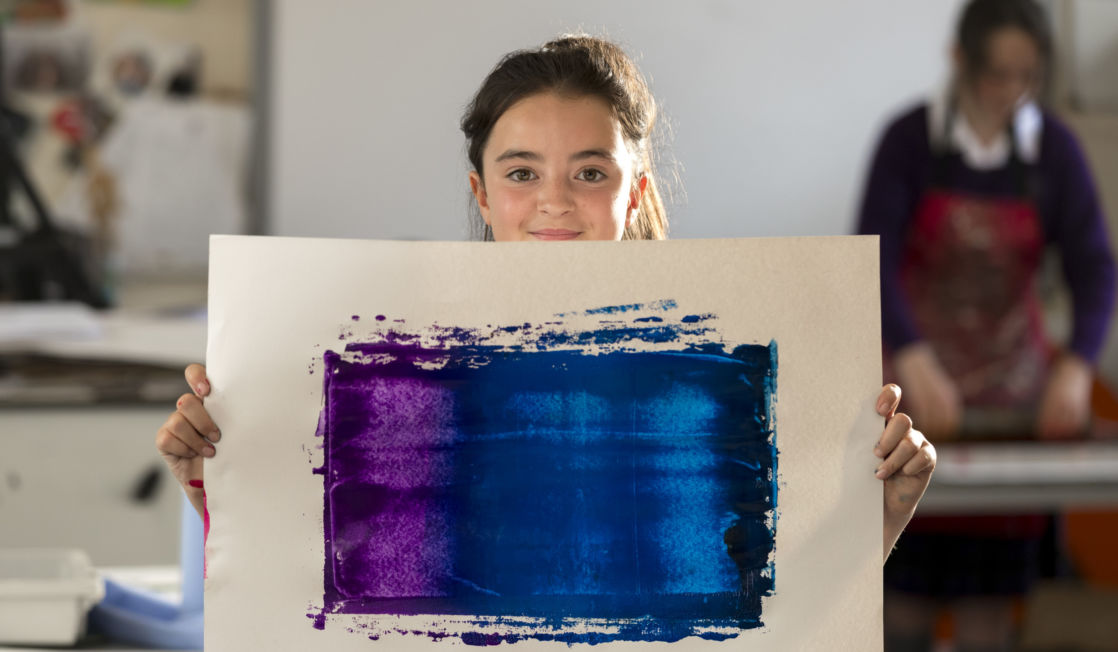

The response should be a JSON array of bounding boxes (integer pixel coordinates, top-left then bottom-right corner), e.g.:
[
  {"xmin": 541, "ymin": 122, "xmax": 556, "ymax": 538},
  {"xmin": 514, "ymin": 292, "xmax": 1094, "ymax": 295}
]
[
  {"xmin": 874, "ymin": 384, "xmax": 936, "ymax": 560},
  {"xmin": 1037, "ymin": 353, "xmax": 1093, "ymax": 440}
]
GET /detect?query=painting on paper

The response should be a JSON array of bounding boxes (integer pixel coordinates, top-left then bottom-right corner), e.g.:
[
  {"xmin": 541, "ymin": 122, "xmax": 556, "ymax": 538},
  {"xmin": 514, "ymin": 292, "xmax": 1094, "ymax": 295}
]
[{"xmin": 310, "ymin": 303, "xmax": 778, "ymax": 645}]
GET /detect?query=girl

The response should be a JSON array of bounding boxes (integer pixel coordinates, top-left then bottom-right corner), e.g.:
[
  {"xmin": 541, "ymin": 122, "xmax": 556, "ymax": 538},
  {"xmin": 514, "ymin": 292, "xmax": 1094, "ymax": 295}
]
[
  {"xmin": 158, "ymin": 35, "xmax": 935, "ymax": 564},
  {"xmin": 857, "ymin": 0, "xmax": 1115, "ymax": 649}
]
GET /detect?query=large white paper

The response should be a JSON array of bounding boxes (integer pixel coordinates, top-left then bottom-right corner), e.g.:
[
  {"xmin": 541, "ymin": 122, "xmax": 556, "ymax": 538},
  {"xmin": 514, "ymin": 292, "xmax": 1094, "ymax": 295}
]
[{"xmin": 204, "ymin": 235, "xmax": 883, "ymax": 650}]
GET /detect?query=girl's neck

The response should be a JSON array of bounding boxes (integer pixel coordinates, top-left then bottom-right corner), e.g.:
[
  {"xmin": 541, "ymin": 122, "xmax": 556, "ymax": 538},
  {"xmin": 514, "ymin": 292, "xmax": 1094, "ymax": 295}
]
[{"xmin": 955, "ymin": 89, "xmax": 1010, "ymax": 147}]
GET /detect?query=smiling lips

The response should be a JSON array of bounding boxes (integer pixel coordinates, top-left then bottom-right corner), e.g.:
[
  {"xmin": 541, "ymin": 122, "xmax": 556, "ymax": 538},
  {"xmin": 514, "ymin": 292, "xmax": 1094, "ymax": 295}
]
[{"xmin": 529, "ymin": 228, "xmax": 582, "ymax": 241}]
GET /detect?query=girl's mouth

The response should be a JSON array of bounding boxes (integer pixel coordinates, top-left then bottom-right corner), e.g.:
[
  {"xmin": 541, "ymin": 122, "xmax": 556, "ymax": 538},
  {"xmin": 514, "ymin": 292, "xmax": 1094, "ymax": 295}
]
[{"xmin": 529, "ymin": 229, "xmax": 581, "ymax": 241}]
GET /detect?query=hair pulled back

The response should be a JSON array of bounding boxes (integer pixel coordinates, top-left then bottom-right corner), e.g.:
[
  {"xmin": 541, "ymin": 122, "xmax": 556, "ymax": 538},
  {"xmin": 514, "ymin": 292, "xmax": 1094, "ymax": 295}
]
[{"xmin": 461, "ymin": 35, "xmax": 668, "ymax": 240}]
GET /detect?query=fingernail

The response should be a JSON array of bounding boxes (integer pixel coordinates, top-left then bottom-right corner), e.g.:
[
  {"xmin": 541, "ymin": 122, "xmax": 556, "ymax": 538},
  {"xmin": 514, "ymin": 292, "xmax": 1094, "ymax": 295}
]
[
  {"xmin": 209, "ymin": 430, "xmax": 221, "ymax": 443},
  {"xmin": 873, "ymin": 445, "xmax": 884, "ymax": 458},
  {"xmin": 196, "ymin": 381, "xmax": 210, "ymax": 396},
  {"xmin": 875, "ymin": 467, "xmax": 887, "ymax": 479},
  {"xmin": 876, "ymin": 398, "xmax": 888, "ymax": 412},
  {"xmin": 203, "ymin": 445, "xmax": 216, "ymax": 458}
]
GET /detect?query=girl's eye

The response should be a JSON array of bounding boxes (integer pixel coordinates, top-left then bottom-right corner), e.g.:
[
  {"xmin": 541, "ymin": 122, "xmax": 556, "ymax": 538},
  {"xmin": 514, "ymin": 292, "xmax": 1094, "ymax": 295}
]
[
  {"xmin": 578, "ymin": 168, "xmax": 606, "ymax": 182},
  {"xmin": 508, "ymin": 168, "xmax": 536, "ymax": 182}
]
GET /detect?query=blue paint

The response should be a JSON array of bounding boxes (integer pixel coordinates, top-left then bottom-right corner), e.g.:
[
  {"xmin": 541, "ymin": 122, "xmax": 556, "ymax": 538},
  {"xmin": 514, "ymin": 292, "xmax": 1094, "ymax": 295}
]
[
  {"xmin": 558, "ymin": 299, "xmax": 678, "ymax": 318},
  {"xmin": 313, "ymin": 307, "xmax": 779, "ymax": 644},
  {"xmin": 584, "ymin": 302, "xmax": 644, "ymax": 315}
]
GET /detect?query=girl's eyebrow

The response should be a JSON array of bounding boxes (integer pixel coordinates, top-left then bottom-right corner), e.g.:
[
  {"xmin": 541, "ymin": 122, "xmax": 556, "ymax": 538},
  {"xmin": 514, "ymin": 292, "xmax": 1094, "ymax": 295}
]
[
  {"xmin": 493, "ymin": 149, "xmax": 617, "ymax": 163},
  {"xmin": 494, "ymin": 149, "xmax": 540, "ymax": 163},
  {"xmin": 570, "ymin": 149, "xmax": 616, "ymax": 163}
]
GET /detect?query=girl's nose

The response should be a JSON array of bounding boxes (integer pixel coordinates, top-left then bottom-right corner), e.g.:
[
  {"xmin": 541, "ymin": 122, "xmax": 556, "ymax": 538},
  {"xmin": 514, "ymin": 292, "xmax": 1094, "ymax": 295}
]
[{"xmin": 537, "ymin": 176, "xmax": 574, "ymax": 216}]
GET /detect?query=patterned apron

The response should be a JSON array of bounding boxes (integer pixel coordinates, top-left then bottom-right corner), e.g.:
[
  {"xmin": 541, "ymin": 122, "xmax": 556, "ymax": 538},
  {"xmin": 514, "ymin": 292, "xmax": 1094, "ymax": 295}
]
[{"xmin": 897, "ymin": 118, "xmax": 1050, "ymax": 538}]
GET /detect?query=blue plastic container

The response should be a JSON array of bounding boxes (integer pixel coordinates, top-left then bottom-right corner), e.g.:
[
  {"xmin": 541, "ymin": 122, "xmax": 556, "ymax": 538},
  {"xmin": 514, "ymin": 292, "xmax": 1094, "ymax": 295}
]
[{"xmin": 88, "ymin": 496, "xmax": 204, "ymax": 649}]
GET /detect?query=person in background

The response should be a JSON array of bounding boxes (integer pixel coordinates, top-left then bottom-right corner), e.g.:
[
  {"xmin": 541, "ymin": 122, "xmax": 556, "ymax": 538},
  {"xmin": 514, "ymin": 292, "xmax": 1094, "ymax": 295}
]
[{"xmin": 857, "ymin": 0, "xmax": 1116, "ymax": 650}]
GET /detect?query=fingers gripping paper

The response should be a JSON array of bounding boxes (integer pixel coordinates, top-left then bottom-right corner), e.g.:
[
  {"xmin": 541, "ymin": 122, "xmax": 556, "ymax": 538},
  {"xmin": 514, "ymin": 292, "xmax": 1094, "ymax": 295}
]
[{"xmin": 204, "ymin": 236, "xmax": 883, "ymax": 650}]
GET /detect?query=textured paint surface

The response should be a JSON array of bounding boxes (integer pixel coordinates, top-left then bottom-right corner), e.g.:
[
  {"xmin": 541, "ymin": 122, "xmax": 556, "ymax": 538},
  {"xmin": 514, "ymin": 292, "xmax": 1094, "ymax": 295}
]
[{"xmin": 313, "ymin": 305, "xmax": 778, "ymax": 644}]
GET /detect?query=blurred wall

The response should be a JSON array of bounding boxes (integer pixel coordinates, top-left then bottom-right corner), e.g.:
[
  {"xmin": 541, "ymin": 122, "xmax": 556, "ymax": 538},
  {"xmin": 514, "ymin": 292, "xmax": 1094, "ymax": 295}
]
[{"xmin": 266, "ymin": 0, "xmax": 964, "ymax": 241}]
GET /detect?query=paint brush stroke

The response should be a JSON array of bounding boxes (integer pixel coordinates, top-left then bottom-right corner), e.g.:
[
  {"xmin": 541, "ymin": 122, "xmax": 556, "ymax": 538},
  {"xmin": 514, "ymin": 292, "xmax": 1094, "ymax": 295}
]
[{"xmin": 311, "ymin": 302, "xmax": 778, "ymax": 644}]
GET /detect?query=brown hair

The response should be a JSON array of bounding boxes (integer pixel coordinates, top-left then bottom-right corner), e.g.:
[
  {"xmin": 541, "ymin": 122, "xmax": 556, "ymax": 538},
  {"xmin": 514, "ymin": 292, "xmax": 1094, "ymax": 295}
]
[{"xmin": 461, "ymin": 35, "xmax": 668, "ymax": 241}]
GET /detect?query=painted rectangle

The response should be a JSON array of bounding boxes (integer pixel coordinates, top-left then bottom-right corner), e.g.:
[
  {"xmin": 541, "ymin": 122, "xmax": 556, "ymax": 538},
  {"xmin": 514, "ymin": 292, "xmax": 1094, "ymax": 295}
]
[{"xmin": 314, "ymin": 311, "xmax": 777, "ymax": 643}]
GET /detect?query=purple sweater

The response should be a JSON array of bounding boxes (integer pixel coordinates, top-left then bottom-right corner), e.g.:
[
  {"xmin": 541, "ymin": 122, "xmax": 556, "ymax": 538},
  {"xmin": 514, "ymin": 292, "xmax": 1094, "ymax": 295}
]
[{"xmin": 857, "ymin": 103, "xmax": 1116, "ymax": 363}]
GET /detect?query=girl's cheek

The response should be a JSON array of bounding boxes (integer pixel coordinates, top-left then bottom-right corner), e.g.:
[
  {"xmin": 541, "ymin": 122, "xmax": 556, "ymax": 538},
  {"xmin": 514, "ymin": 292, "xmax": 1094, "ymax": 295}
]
[
  {"xmin": 490, "ymin": 191, "xmax": 531, "ymax": 230},
  {"xmin": 608, "ymin": 187, "xmax": 632, "ymax": 220}
]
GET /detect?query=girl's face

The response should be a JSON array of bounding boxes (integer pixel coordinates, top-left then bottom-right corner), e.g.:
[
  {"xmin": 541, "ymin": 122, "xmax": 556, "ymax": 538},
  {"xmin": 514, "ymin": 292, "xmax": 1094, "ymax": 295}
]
[
  {"xmin": 961, "ymin": 27, "xmax": 1042, "ymax": 124},
  {"xmin": 469, "ymin": 92, "xmax": 645, "ymax": 242}
]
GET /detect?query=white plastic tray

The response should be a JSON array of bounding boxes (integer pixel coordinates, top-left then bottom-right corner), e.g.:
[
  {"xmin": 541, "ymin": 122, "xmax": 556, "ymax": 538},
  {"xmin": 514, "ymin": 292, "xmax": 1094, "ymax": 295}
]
[{"xmin": 0, "ymin": 548, "xmax": 105, "ymax": 646}]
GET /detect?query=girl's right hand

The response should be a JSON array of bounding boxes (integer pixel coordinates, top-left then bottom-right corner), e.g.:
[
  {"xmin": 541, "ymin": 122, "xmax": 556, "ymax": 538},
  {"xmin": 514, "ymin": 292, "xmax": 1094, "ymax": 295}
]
[
  {"xmin": 893, "ymin": 342, "xmax": 962, "ymax": 442},
  {"xmin": 155, "ymin": 363, "xmax": 219, "ymax": 519}
]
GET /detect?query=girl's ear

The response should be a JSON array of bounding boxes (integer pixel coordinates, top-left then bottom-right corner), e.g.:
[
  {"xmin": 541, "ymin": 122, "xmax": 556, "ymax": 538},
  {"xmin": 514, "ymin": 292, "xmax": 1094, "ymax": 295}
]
[
  {"xmin": 469, "ymin": 171, "xmax": 491, "ymax": 224},
  {"xmin": 626, "ymin": 174, "xmax": 648, "ymax": 227}
]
